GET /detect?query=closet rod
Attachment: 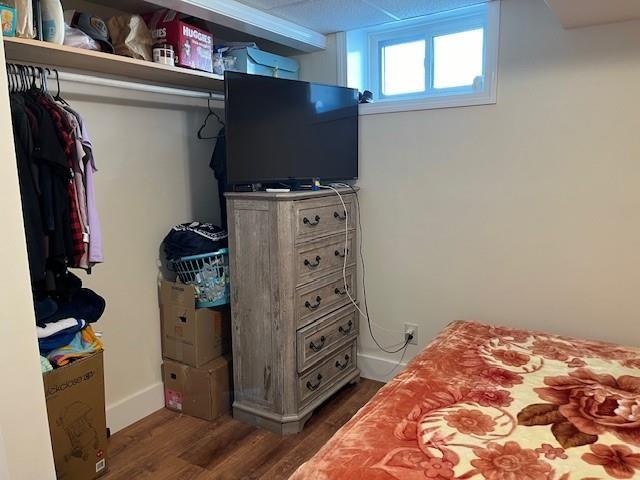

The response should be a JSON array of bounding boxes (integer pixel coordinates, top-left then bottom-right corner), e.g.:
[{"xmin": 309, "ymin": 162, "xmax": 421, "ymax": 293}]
[{"xmin": 50, "ymin": 70, "xmax": 224, "ymax": 101}]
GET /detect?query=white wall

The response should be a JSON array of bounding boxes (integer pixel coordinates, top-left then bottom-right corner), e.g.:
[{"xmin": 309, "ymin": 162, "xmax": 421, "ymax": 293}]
[
  {"xmin": 293, "ymin": 32, "xmax": 339, "ymax": 84},
  {"xmin": 62, "ymin": 84, "xmax": 222, "ymax": 432},
  {"xmin": 299, "ymin": 0, "xmax": 640, "ymax": 378},
  {"xmin": 0, "ymin": 37, "xmax": 56, "ymax": 480}
]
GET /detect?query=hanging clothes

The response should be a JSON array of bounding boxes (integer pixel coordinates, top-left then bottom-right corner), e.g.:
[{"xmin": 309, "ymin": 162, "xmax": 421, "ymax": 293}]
[
  {"xmin": 7, "ymin": 65, "xmax": 104, "ymax": 299},
  {"xmin": 209, "ymin": 126, "xmax": 227, "ymax": 229},
  {"xmin": 8, "ymin": 65, "xmax": 106, "ymax": 374}
]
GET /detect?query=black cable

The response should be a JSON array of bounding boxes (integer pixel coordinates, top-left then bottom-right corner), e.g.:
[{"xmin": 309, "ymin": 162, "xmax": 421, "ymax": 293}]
[{"xmin": 348, "ymin": 185, "xmax": 412, "ymax": 355}]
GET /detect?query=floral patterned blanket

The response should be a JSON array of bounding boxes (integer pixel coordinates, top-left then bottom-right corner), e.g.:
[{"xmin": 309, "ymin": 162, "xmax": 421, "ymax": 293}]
[{"xmin": 289, "ymin": 321, "xmax": 640, "ymax": 480}]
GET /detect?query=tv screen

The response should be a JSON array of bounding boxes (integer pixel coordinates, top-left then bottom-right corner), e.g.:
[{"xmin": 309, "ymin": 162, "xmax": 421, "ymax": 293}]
[{"xmin": 224, "ymin": 72, "xmax": 359, "ymax": 185}]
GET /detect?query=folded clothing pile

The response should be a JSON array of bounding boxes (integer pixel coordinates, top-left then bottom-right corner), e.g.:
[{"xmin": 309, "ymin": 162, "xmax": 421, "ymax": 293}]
[
  {"xmin": 46, "ymin": 325, "xmax": 103, "ymax": 367},
  {"xmin": 36, "ymin": 275, "xmax": 106, "ymax": 370},
  {"xmin": 163, "ymin": 222, "xmax": 227, "ymax": 262}
]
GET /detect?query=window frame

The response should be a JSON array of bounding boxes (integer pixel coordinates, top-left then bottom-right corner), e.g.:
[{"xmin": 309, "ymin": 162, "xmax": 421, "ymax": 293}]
[{"xmin": 344, "ymin": 1, "xmax": 500, "ymax": 115}]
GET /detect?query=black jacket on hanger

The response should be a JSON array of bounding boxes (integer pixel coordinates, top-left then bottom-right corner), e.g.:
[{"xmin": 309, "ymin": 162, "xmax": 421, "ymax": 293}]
[
  {"xmin": 209, "ymin": 127, "xmax": 227, "ymax": 229},
  {"xmin": 10, "ymin": 95, "xmax": 46, "ymax": 282}
]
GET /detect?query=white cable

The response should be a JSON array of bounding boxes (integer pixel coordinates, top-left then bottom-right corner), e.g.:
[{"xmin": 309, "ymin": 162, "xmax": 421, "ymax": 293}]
[
  {"xmin": 377, "ymin": 342, "xmax": 410, "ymax": 379},
  {"xmin": 319, "ymin": 184, "xmax": 402, "ymax": 333},
  {"xmin": 318, "ymin": 185, "xmax": 410, "ymax": 353},
  {"xmin": 318, "ymin": 185, "xmax": 367, "ymax": 319}
]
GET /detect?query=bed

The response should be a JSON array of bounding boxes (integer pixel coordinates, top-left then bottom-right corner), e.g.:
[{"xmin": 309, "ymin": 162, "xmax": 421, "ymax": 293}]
[{"xmin": 290, "ymin": 321, "xmax": 640, "ymax": 480}]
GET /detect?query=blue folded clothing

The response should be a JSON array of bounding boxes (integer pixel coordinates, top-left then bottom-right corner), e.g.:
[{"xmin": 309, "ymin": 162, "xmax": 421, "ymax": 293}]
[{"xmin": 38, "ymin": 319, "xmax": 86, "ymax": 354}]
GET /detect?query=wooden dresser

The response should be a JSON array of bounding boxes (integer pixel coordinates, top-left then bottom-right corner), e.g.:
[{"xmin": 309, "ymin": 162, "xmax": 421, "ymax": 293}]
[{"xmin": 226, "ymin": 188, "xmax": 360, "ymax": 434}]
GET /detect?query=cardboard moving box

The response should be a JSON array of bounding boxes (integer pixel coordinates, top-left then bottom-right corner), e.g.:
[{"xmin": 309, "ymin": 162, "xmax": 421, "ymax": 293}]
[
  {"xmin": 162, "ymin": 356, "xmax": 232, "ymax": 421},
  {"xmin": 160, "ymin": 280, "xmax": 231, "ymax": 367},
  {"xmin": 43, "ymin": 351, "xmax": 107, "ymax": 480}
]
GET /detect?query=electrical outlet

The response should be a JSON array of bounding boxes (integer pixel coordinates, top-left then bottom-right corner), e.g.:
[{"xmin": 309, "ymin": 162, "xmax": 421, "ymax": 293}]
[{"xmin": 404, "ymin": 323, "xmax": 418, "ymax": 346}]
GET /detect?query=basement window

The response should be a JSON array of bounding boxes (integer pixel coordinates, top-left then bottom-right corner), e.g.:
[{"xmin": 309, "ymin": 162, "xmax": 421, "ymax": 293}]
[{"xmin": 345, "ymin": 1, "xmax": 500, "ymax": 115}]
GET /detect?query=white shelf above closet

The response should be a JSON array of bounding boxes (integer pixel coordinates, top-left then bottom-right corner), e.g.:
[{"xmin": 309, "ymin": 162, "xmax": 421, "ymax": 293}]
[{"xmin": 3, "ymin": 37, "xmax": 225, "ymax": 92}]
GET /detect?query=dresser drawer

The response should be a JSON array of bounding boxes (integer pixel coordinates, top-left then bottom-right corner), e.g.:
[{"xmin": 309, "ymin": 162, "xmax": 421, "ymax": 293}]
[
  {"xmin": 298, "ymin": 342, "xmax": 357, "ymax": 407},
  {"xmin": 295, "ymin": 268, "xmax": 356, "ymax": 328},
  {"xmin": 296, "ymin": 234, "xmax": 355, "ymax": 286},
  {"xmin": 297, "ymin": 305, "xmax": 358, "ymax": 373},
  {"xmin": 294, "ymin": 195, "xmax": 355, "ymax": 243}
]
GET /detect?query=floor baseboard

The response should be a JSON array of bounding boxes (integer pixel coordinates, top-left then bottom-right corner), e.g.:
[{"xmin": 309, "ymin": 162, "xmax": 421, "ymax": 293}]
[
  {"xmin": 105, "ymin": 356, "xmax": 402, "ymax": 433},
  {"xmin": 357, "ymin": 352, "xmax": 407, "ymax": 383},
  {"xmin": 106, "ymin": 381, "xmax": 165, "ymax": 434}
]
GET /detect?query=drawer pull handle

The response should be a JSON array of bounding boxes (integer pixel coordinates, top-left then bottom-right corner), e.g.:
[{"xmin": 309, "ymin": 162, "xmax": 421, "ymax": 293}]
[
  {"xmin": 309, "ymin": 336, "xmax": 326, "ymax": 352},
  {"xmin": 333, "ymin": 210, "xmax": 347, "ymax": 221},
  {"xmin": 304, "ymin": 256, "xmax": 321, "ymax": 268},
  {"xmin": 335, "ymin": 355, "xmax": 351, "ymax": 371},
  {"xmin": 303, "ymin": 215, "xmax": 321, "ymax": 226},
  {"xmin": 334, "ymin": 286, "xmax": 349, "ymax": 296},
  {"xmin": 338, "ymin": 320, "xmax": 353, "ymax": 335},
  {"xmin": 306, "ymin": 374, "xmax": 323, "ymax": 391},
  {"xmin": 334, "ymin": 249, "xmax": 349, "ymax": 258},
  {"xmin": 305, "ymin": 296, "xmax": 322, "ymax": 310}
]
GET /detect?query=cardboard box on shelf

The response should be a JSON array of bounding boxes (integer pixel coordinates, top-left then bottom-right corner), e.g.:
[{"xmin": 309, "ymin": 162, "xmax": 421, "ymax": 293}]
[
  {"xmin": 43, "ymin": 351, "xmax": 107, "ymax": 479},
  {"xmin": 162, "ymin": 356, "xmax": 232, "ymax": 421},
  {"xmin": 144, "ymin": 9, "xmax": 213, "ymax": 73},
  {"xmin": 160, "ymin": 280, "xmax": 231, "ymax": 367}
]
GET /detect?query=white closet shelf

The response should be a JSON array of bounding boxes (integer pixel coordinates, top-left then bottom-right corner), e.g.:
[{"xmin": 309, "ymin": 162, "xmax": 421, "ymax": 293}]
[{"xmin": 3, "ymin": 37, "xmax": 224, "ymax": 92}]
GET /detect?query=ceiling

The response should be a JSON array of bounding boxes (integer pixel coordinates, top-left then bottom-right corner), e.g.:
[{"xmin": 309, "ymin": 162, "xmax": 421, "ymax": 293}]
[
  {"xmin": 545, "ymin": 0, "xmax": 640, "ymax": 28},
  {"xmin": 231, "ymin": 0, "xmax": 489, "ymax": 34}
]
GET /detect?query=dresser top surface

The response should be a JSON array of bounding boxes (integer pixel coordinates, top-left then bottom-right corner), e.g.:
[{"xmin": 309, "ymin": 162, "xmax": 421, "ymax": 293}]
[{"xmin": 225, "ymin": 187, "xmax": 358, "ymax": 201}]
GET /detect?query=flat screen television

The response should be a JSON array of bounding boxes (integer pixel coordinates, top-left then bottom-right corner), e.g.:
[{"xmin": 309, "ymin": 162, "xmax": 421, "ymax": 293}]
[{"xmin": 224, "ymin": 72, "xmax": 359, "ymax": 186}]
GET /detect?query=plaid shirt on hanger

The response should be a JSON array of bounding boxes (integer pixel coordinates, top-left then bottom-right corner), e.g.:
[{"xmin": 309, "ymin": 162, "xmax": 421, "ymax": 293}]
[{"xmin": 37, "ymin": 96, "xmax": 86, "ymax": 267}]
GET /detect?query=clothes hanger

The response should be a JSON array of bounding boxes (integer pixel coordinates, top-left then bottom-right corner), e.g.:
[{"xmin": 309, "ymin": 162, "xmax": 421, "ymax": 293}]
[
  {"xmin": 7, "ymin": 64, "xmax": 14, "ymax": 92},
  {"xmin": 39, "ymin": 67, "xmax": 47, "ymax": 93},
  {"xmin": 23, "ymin": 65, "xmax": 32, "ymax": 93},
  {"xmin": 12, "ymin": 64, "xmax": 20, "ymax": 92},
  {"xmin": 20, "ymin": 65, "xmax": 28, "ymax": 92},
  {"xmin": 27, "ymin": 65, "xmax": 37, "ymax": 91},
  {"xmin": 9, "ymin": 64, "xmax": 18, "ymax": 93},
  {"xmin": 50, "ymin": 68, "xmax": 69, "ymax": 105},
  {"xmin": 197, "ymin": 92, "xmax": 225, "ymax": 140}
]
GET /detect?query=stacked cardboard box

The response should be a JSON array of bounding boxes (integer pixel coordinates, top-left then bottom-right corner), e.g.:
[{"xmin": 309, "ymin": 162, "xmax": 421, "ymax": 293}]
[{"xmin": 159, "ymin": 280, "xmax": 232, "ymax": 420}]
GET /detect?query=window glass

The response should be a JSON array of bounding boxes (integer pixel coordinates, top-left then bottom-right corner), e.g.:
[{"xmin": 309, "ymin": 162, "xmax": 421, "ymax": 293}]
[
  {"xmin": 433, "ymin": 28, "xmax": 484, "ymax": 89},
  {"xmin": 381, "ymin": 39, "xmax": 426, "ymax": 96}
]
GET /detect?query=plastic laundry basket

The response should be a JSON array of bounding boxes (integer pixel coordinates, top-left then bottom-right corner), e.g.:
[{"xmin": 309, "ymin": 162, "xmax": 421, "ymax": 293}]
[{"xmin": 171, "ymin": 248, "xmax": 230, "ymax": 308}]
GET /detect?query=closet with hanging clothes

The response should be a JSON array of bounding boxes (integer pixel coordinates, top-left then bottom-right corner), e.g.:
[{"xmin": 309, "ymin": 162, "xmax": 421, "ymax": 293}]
[
  {"xmin": 4, "ymin": 58, "xmax": 225, "ymax": 479},
  {"xmin": 8, "ymin": 62, "xmax": 108, "ymax": 479}
]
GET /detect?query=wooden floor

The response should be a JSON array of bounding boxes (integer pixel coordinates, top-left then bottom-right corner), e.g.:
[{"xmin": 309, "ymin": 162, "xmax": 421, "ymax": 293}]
[{"xmin": 102, "ymin": 379, "xmax": 383, "ymax": 480}]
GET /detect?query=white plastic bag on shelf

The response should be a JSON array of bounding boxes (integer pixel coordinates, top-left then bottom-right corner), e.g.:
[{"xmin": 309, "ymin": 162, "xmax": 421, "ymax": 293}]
[
  {"xmin": 7, "ymin": 0, "xmax": 35, "ymax": 38},
  {"xmin": 63, "ymin": 24, "xmax": 99, "ymax": 51}
]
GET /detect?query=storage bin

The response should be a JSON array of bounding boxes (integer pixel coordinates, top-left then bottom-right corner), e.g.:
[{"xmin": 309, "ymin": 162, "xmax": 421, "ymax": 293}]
[
  {"xmin": 230, "ymin": 47, "xmax": 299, "ymax": 80},
  {"xmin": 171, "ymin": 248, "xmax": 230, "ymax": 307}
]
